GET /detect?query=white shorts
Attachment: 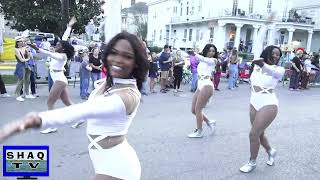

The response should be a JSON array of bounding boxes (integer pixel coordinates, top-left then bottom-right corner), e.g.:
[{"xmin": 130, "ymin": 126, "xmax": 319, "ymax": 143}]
[
  {"xmin": 197, "ymin": 79, "xmax": 213, "ymax": 90},
  {"xmin": 88, "ymin": 140, "xmax": 141, "ymax": 180},
  {"xmin": 250, "ymin": 92, "xmax": 279, "ymax": 111},
  {"xmin": 50, "ymin": 70, "xmax": 68, "ymax": 84}
]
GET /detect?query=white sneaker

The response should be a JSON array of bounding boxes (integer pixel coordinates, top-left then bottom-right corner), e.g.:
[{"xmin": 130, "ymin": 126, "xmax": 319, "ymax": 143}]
[
  {"xmin": 187, "ymin": 129, "xmax": 204, "ymax": 138},
  {"xmin": 266, "ymin": 148, "xmax": 277, "ymax": 166},
  {"xmin": 240, "ymin": 160, "xmax": 257, "ymax": 173},
  {"xmin": 71, "ymin": 121, "xmax": 84, "ymax": 129},
  {"xmin": 206, "ymin": 120, "xmax": 216, "ymax": 134},
  {"xmin": 25, "ymin": 94, "xmax": 36, "ymax": 99},
  {"xmin": 1, "ymin": 93, "xmax": 11, "ymax": 98},
  {"xmin": 174, "ymin": 89, "xmax": 178, "ymax": 93},
  {"xmin": 16, "ymin": 96, "xmax": 25, "ymax": 102},
  {"xmin": 40, "ymin": 128, "xmax": 57, "ymax": 134}
]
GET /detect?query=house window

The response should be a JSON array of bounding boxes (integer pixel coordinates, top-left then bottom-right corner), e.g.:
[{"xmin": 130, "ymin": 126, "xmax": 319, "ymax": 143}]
[
  {"xmin": 153, "ymin": 30, "xmax": 156, "ymax": 41},
  {"xmin": 189, "ymin": 29, "xmax": 193, "ymax": 41},
  {"xmin": 184, "ymin": 29, "xmax": 188, "ymax": 39},
  {"xmin": 249, "ymin": 0, "xmax": 253, "ymax": 14},
  {"xmin": 159, "ymin": 29, "xmax": 162, "ymax": 40},
  {"xmin": 180, "ymin": 3, "xmax": 183, "ymax": 16},
  {"xmin": 187, "ymin": 7, "xmax": 189, "ymax": 15},
  {"xmin": 190, "ymin": 7, "xmax": 194, "ymax": 15},
  {"xmin": 209, "ymin": 27, "xmax": 214, "ymax": 39},
  {"xmin": 267, "ymin": 0, "xmax": 272, "ymax": 13},
  {"xmin": 196, "ymin": 29, "xmax": 200, "ymax": 41}
]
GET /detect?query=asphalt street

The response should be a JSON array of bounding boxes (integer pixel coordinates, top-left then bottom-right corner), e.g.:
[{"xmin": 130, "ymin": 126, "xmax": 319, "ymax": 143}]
[{"xmin": 0, "ymin": 81, "xmax": 319, "ymax": 180}]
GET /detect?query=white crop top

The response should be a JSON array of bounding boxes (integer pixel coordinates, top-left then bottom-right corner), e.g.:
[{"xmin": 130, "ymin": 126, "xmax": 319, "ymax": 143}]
[
  {"xmin": 38, "ymin": 78, "xmax": 141, "ymax": 136},
  {"xmin": 37, "ymin": 26, "xmax": 71, "ymax": 71},
  {"xmin": 250, "ymin": 64, "xmax": 285, "ymax": 89},
  {"xmin": 195, "ymin": 54, "xmax": 217, "ymax": 77},
  {"xmin": 39, "ymin": 49, "xmax": 67, "ymax": 71}
]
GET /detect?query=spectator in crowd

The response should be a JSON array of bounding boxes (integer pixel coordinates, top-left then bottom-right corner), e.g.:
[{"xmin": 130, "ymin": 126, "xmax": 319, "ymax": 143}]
[
  {"xmin": 89, "ymin": 47, "xmax": 102, "ymax": 89},
  {"xmin": 188, "ymin": 50, "xmax": 199, "ymax": 92},
  {"xmin": 158, "ymin": 45, "xmax": 172, "ymax": 93},
  {"xmin": 39, "ymin": 37, "xmax": 51, "ymax": 50},
  {"xmin": 289, "ymin": 50, "xmax": 303, "ymax": 91},
  {"xmin": 300, "ymin": 53, "xmax": 312, "ymax": 89},
  {"xmin": 173, "ymin": 50, "xmax": 185, "ymax": 93},
  {"xmin": 149, "ymin": 52, "xmax": 158, "ymax": 93},
  {"xmin": 228, "ymin": 49, "xmax": 239, "ymax": 90},
  {"xmin": 14, "ymin": 37, "xmax": 35, "ymax": 102},
  {"xmin": 0, "ymin": 73, "xmax": 10, "ymax": 98},
  {"xmin": 221, "ymin": 47, "xmax": 232, "ymax": 72},
  {"xmin": 311, "ymin": 54, "xmax": 320, "ymax": 85},
  {"xmin": 213, "ymin": 52, "xmax": 222, "ymax": 91},
  {"xmin": 79, "ymin": 50, "xmax": 92, "ymax": 100}
]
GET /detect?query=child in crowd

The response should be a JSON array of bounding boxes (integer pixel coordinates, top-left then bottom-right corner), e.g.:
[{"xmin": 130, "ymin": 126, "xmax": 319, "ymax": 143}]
[{"xmin": 79, "ymin": 50, "xmax": 92, "ymax": 100}]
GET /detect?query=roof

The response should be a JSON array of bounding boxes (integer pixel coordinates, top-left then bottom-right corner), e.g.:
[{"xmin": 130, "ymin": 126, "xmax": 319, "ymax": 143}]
[{"xmin": 121, "ymin": 2, "xmax": 148, "ymax": 15}]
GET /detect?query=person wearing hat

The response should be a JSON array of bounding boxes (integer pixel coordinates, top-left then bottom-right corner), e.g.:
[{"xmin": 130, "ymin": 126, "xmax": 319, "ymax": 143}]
[{"xmin": 14, "ymin": 36, "xmax": 35, "ymax": 101}]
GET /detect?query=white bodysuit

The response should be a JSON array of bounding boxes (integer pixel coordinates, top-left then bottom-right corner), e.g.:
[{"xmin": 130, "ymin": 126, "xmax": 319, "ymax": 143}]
[
  {"xmin": 195, "ymin": 54, "xmax": 217, "ymax": 90},
  {"xmin": 38, "ymin": 78, "xmax": 142, "ymax": 180},
  {"xmin": 250, "ymin": 64, "xmax": 285, "ymax": 110}
]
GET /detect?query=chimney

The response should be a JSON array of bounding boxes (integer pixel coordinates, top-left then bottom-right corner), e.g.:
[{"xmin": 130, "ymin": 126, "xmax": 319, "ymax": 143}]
[{"xmin": 131, "ymin": 0, "xmax": 135, "ymax": 5}]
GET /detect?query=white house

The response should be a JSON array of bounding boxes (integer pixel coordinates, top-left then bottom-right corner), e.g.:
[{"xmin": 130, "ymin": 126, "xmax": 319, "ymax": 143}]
[
  {"xmin": 147, "ymin": 0, "xmax": 318, "ymax": 53},
  {"xmin": 121, "ymin": 2, "xmax": 148, "ymax": 36}
]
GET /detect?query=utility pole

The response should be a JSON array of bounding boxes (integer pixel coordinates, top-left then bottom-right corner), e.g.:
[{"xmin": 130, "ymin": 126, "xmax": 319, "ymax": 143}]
[{"xmin": 61, "ymin": 0, "xmax": 70, "ymax": 36}]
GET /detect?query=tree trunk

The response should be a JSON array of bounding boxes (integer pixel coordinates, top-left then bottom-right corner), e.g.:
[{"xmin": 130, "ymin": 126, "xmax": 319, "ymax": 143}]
[{"xmin": 61, "ymin": 0, "xmax": 70, "ymax": 37}]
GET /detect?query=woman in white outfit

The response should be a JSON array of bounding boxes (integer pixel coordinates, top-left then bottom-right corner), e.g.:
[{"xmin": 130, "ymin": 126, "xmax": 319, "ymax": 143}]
[
  {"xmin": 28, "ymin": 17, "xmax": 79, "ymax": 134},
  {"xmin": 0, "ymin": 32, "xmax": 149, "ymax": 180},
  {"xmin": 240, "ymin": 14, "xmax": 285, "ymax": 173},
  {"xmin": 188, "ymin": 44, "xmax": 218, "ymax": 138}
]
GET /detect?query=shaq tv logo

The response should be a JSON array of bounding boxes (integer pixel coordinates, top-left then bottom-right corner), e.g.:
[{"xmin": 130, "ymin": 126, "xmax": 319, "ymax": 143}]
[{"xmin": 3, "ymin": 146, "xmax": 49, "ymax": 177}]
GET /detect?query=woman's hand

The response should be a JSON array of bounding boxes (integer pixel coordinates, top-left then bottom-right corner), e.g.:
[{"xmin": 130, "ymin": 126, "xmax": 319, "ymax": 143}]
[
  {"xmin": 0, "ymin": 112, "xmax": 42, "ymax": 142},
  {"xmin": 252, "ymin": 58, "xmax": 265, "ymax": 68},
  {"xmin": 27, "ymin": 43, "xmax": 39, "ymax": 51},
  {"xmin": 68, "ymin": 16, "xmax": 77, "ymax": 27}
]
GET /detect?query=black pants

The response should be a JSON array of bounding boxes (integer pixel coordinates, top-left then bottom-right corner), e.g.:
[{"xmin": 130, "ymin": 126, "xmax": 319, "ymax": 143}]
[
  {"xmin": 173, "ymin": 66, "xmax": 183, "ymax": 89},
  {"xmin": 289, "ymin": 70, "xmax": 300, "ymax": 89},
  {"xmin": 30, "ymin": 71, "xmax": 36, "ymax": 94},
  {"xmin": 0, "ymin": 74, "xmax": 7, "ymax": 94}
]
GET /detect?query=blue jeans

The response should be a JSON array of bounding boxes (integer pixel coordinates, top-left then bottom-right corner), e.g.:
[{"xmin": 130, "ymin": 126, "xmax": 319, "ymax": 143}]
[
  {"xmin": 191, "ymin": 72, "xmax": 198, "ymax": 92},
  {"xmin": 228, "ymin": 64, "xmax": 238, "ymax": 88},
  {"xmin": 91, "ymin": 72, "xmax": 101, "ymax": 89},
  {"xmin": 80, "ymin": 76, "xmax": 90, "ymax": 98}
]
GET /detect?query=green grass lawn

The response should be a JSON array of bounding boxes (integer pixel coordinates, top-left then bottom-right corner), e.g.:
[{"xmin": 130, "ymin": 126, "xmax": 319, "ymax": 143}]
[{"xmin": 2, "ymin": 75, "xmax": 17, "ymax": 84}]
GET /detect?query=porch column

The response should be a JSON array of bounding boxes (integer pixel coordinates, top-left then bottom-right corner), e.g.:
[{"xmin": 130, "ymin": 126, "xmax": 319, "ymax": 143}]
[
  {"xmin": 252, "ymin": 25, "xmax": 260, "ymax": 53},
  {"xmin": 306, "ymin": 30, "xmax": 313, "ymax": 53},
  {"xmin": 234, "ymin": 23, "xmax": 243, "ymax": 50},
  {"xmin": 287, "ymin": 28, "xmax": 295, "ymax": 47},
  {"xmin": 216, "ymin": 22, "xmax": 226, "ymax": 51},
  {"xmin": 168, "ymin": 24, "xmax": 172, "ymax": 46},
  {"xmin": 267, "ymin": 25, "xmax": 275, "ymax": 45}
]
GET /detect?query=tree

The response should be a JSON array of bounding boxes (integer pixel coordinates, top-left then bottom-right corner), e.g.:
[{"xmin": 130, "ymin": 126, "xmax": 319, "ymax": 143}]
[
  {"xmin": 0, "ymin": 0, "xmax": 103, "ymax": 36},
  {"xmin": 134, "ymin": 20, "xmax": 147, "ymax": 40}
]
